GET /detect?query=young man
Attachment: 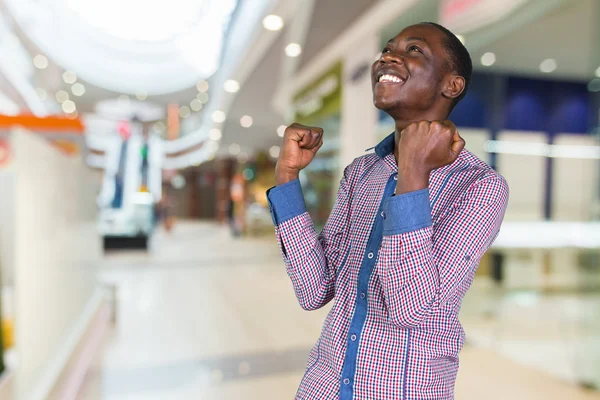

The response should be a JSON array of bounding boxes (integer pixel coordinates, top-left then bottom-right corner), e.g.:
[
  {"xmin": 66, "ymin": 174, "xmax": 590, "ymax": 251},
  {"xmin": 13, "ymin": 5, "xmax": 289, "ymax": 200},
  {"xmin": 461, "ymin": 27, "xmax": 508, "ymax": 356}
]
[{"xmin": 267, "ymin": 22, "xmax": 508, "ymax": 399}]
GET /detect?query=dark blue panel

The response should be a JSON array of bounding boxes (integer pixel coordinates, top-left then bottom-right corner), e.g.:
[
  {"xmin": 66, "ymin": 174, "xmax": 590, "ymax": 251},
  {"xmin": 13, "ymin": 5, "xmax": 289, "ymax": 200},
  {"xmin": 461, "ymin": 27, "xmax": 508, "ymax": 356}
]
[
  {"xmin": 547, "ymin": 81, "xmax": 589, "ymax": 134},
  {"xmin": 449, "ymin": 72, "xmax": 490, "ymax": 128},
  {"xmin": 505, "ymin": 78, "xmax": 550, "ymax": 131}
]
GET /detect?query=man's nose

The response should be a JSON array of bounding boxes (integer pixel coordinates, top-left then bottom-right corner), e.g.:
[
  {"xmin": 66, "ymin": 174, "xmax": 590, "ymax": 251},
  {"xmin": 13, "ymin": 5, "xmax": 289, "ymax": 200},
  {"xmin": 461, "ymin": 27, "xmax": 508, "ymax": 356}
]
[{"xmin": 381, "ymin": 52, "xmax": 404, "ymax": 65}]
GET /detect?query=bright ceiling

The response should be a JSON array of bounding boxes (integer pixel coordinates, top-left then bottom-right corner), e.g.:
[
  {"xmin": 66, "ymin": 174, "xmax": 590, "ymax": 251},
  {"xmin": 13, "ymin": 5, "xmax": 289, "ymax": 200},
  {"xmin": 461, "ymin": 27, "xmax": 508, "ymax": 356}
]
[{"xmin": 4, "ymin": 0, "xmax": 238, "ymax": 95}]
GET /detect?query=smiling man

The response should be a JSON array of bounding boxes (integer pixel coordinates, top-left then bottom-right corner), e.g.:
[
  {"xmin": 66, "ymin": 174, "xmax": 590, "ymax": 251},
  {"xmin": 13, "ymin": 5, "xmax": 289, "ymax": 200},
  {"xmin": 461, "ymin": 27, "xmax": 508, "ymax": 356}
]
[{"xmin": 267, "ymin": 22, "xmax": 508, "ymax": 399}]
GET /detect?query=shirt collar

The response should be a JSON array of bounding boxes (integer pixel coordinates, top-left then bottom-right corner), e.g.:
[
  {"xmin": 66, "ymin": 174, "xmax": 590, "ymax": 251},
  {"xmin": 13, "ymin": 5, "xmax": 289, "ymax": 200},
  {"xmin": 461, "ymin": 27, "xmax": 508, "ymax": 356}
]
[{"xmin": 373, "ymin": 132, "xmax": 395, "ymax": 158}]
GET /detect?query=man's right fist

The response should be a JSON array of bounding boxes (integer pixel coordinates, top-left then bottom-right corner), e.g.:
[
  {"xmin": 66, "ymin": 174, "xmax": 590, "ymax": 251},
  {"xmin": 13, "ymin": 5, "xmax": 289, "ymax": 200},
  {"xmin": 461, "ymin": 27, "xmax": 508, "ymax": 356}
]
[{"xmin": 275, "ymin": 123, "xmax": 324, "ymax": 185}]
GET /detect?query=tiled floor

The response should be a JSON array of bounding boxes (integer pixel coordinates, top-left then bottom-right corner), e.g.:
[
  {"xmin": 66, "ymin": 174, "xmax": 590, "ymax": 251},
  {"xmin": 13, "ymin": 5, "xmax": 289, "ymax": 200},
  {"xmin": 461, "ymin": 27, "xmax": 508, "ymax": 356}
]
[{"xmin": 78, "ymin": 222, "xmax": 600, "ymax": 400}]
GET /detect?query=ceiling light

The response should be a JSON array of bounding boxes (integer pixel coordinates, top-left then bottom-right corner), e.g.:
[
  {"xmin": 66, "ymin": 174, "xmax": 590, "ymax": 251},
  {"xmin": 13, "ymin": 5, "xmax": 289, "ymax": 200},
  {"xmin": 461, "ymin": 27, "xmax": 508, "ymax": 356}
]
[
  {"xmin": 36, "ymin": 88, "xmax": 47, "ymax": 101},
  {"xmin": 212, "ymin": 110, "xmax": 226, "ymax": 123},
  {"xmin": 55, "ymin": 90, "xmax": 69, "ymax": 103},
  {"xmin": 179, "ymin": 106, "xmax": 191, "ymax": 118},
  {"xmin": 136, "ymin": 92, "xmax": 148, "ymax": 100},
  {"xmin": 269, "ymin": 145, "xmax": 280, "ymax": 158},
  {"xmin": 190, "ymin": 99, "xmax": 203, "ymax": 111},
  {"xmin": 62, "ymin": 100, "xmax": 76, "ymax": 114},
  {"xmin": 71, "ymin": 83, "xmax": 86, "ymax": 96},
  {"xmin": 209, "ymin": 128, "xmax": 222, "ymax": 141},
  {"xmin": 196, "ymin": 80, "xmax": 209, "ymax": 92},
  {"xmin": 229, "ymin": 143, "xmax": 240, "ymax": 155},
  {"xmin": 540, "ymin": 59, "xmax": 557, "ymax": 73},
  {"xmin": 481, "ymin": 52, "xmax": 496, "ymax": 67},
  {"xmin": 237, "ymin": 152, "xmax": 249, "ymax": 164},
  {"xmin": 197, "ymin": 92, "xmax": 209, "ymax": 104},
  {"xmin": 285, "ymin": 43, "xmax": 302, "ymax": 58},
  {"xmin": 277, "ymin": 125, "xmax": 287, "ymax": 137},
  {"xmin": 456, "ymin": 35, "xmax": 465, "ymax": 45},
  {"xmin": 263, "ymin": 15, "xmax": 284, "ymax": 31},
  {"xmin": 62, "ymin": 70, "xmax": 77, "ymax": 84},
  {"xmin": 224, "ymin": 79, "xmax": 240, "ymax": 93},
  {"xmin": 595, "ymin": 66, "xmax": 600, "ymax": 78},
  {"xmin": 240, "ymin": 115, "xmax": 253, "ymax": 128},
  {"xmin": 33, "ymin": 54, "xmax": 48, "ymax": 69}
]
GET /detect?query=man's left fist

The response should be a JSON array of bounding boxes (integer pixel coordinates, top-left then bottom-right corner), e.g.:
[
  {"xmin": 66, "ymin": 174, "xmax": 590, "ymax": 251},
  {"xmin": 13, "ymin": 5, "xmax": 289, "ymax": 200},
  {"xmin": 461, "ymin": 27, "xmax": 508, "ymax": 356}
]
[{"xmin": 396, "ymin": 120, "xmax": 465, "ymax": 176}]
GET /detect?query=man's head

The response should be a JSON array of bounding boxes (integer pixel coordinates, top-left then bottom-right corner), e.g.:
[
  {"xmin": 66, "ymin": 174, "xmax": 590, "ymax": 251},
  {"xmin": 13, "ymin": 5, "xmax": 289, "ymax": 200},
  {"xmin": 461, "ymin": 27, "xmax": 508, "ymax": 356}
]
[{"xmin": 371, "ymin": 22, "xmax": 472, "ymax": 120}]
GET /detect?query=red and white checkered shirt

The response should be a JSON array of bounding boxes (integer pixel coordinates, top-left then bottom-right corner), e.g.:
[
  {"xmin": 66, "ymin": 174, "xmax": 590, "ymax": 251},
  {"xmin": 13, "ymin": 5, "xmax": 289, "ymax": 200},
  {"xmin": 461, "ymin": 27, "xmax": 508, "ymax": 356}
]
[{"xmin": 267, "ymin": 133, "xmax": 509, "ymax": 400}]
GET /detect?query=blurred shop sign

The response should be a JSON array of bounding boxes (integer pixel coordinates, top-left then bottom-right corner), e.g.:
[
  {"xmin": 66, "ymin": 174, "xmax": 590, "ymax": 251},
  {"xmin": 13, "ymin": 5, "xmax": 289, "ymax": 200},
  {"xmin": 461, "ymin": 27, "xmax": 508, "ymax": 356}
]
[
  {"xmin": 440, "ymin": 0, "xmax": 531, "ymax": 34},
  {"xmin": 293, "ymin": 62, "xmax": 342, "ymax": 126}
]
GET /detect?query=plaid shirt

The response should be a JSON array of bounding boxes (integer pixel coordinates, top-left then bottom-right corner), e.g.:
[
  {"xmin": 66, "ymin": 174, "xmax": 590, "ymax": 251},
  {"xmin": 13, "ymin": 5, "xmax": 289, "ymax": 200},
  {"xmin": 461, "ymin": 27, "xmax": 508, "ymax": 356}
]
[{"xmin": 267, "ymin": 133, "xmax": 509, "ymax": 400}]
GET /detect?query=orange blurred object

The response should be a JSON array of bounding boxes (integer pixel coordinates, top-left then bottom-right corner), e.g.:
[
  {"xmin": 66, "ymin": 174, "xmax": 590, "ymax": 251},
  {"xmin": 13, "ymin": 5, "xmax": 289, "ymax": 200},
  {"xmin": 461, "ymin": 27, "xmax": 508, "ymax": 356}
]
[{"xmin": 0, "ymin": 115, "xmax": 84, "ymax": 133}]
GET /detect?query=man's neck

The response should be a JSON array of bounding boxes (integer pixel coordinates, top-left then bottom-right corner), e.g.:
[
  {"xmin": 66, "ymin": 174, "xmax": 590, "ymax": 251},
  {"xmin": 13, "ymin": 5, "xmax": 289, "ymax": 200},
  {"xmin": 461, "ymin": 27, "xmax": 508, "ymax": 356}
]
[{"xmin": 393, "ymin": 114, "xmax": 446, "ymax": 150}]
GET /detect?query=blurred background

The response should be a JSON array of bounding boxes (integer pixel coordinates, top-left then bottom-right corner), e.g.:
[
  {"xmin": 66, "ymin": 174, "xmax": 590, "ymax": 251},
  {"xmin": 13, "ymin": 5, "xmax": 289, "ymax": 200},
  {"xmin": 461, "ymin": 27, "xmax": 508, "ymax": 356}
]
[{"xmin": 0, "ymin": 0, "xmax": 598, "ymax": 399}]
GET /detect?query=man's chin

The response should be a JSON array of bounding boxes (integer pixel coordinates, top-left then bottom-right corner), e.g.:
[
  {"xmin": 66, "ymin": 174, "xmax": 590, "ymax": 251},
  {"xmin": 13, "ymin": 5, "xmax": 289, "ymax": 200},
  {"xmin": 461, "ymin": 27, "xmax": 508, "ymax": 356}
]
[{"xmin": 373, "ymin": 96, "xmax": 397, "ymax": 112}]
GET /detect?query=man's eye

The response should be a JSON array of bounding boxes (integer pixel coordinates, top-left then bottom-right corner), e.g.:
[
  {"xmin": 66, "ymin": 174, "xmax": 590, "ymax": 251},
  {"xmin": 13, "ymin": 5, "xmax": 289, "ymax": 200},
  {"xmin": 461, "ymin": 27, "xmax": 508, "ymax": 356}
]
[
  {"xmin": 382, "ymin": 48, "xmax": 391, "ymax": 54},
  {"xmin": 409, "ymin": 45, "xmax": 422, "ymax": 53}
]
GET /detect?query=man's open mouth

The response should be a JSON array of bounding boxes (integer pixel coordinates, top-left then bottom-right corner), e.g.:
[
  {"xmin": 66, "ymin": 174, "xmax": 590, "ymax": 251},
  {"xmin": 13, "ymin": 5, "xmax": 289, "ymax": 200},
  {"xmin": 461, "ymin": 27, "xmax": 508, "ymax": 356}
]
[
  {"xmin": 375, "ymin": 70, "xmax": 407, "ymax": 84},
  {"xmin": 378, "ymin": 74, "xmax": 404, "ymax": 83}
]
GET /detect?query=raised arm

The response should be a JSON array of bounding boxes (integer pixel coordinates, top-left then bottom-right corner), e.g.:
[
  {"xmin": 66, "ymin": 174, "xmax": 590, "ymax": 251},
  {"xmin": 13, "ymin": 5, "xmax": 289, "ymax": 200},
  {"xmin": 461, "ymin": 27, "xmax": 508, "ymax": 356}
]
[{"xmin": 267, "ymin": 123, "xmax": 355, "ymax": 311}]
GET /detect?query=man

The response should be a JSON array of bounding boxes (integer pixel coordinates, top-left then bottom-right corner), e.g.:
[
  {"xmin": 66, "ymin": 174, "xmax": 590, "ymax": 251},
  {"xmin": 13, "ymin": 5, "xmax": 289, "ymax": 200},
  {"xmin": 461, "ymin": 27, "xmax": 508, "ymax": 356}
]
[{"xmin": 267, "ymin": 22, "xmax": 508, "ymax": 399}]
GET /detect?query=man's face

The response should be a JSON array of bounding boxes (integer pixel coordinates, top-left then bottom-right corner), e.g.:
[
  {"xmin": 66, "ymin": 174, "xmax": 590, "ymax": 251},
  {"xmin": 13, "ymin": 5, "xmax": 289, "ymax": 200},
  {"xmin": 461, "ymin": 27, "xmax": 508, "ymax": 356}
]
[{"xmin": 371, "ymin": 24, "xmax": 449, "ymax": 116}]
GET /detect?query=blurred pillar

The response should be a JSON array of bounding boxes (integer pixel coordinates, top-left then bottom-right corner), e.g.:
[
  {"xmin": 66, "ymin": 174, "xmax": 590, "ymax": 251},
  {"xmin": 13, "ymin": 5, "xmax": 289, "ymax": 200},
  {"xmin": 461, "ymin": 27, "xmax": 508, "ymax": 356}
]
[{"xmin": 339, "ymin": 33, "xmax": 379, "ymax": 173}]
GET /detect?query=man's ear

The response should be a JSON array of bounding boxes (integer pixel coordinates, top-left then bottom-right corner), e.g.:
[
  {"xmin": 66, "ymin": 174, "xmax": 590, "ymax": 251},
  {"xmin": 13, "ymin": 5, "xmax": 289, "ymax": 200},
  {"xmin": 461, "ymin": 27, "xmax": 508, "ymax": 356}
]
[{"xmin": 442, "ymin": 75, "xmax": 466, "ymax": 100}]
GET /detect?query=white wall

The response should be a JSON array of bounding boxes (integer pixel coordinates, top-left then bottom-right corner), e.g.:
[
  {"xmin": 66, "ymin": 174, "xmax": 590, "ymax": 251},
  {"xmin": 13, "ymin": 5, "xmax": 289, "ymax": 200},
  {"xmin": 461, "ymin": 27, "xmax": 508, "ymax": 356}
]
[
  {"xmin": 496, "ymin": 131, "xmax": 547, "ymax": 221},
  {"xmin": 0, "ymin": 161, "xmax": 15, "ymax": 287},
  {"xmin": 339, "ymin": 33, "xmax": 379, "ymax": 171},
  {"xmin": 551, "ymin": 134, "xmax": 598, "ymax": 221},
  {"xmin": 12, "ymin": 128, "xmax": 101, "ymax": 400},
  {"xmin": 459, "ymin": 128, "xmax": 491, "ymax": 165}
]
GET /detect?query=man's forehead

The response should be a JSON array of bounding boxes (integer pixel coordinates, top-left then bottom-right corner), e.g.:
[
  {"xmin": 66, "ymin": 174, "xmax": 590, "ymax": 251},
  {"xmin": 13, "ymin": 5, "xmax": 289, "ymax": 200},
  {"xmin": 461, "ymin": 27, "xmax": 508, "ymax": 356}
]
[{"xmin": 388, "ymin": 24, "xmax": 442, "ymax": 44}]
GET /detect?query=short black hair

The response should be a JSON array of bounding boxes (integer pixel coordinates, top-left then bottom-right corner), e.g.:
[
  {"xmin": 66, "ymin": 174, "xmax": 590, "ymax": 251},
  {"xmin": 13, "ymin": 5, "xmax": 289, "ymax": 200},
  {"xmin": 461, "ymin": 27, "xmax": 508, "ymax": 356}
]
[{"xmin": 422, "ymin": 22, "xmax": 472, "ymax": 109}]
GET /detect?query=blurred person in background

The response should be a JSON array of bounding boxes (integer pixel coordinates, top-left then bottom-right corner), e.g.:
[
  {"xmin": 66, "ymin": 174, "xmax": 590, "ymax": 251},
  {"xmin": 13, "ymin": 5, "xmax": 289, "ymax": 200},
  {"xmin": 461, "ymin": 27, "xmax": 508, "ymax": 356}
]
[{"xmin": 267, "ymin": 22, "xmax": 509, "ymax": 399}]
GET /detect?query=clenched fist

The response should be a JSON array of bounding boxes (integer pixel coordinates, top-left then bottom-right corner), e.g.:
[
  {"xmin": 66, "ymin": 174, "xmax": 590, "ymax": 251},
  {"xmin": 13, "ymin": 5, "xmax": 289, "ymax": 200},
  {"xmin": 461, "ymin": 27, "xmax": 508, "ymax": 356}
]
[
  {"xmin": 275, "ymin": 123, "xmax": 324, "ymax": 185},
  {"xmin": 396, "ymin": 120, "xmax": 465, "ymax": 194}
]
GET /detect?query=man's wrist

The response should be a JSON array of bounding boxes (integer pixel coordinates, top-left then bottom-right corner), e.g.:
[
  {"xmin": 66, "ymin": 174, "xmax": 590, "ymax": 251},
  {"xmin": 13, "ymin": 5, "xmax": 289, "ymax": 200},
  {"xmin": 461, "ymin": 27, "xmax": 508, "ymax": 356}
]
[
  {"xmin": 275, "ymin": 166, "xmax": 300, "ymax": 186},
  {"xmin": 396, "ymin": 169, "xmax": 430, "ymax": 194}
]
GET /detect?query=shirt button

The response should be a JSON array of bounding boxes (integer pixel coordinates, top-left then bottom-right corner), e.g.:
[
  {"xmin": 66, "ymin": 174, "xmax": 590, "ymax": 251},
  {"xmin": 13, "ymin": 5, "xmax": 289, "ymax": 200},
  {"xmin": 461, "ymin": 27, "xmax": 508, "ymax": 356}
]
[
  {"xmin": 394, "ymin": 175, "xmax": 398, "ymax": 180},
  {"xmin": 360, "ymin": 292, "xmax": 366, "ymax": 299},
  {"xmin": 350, "ymin": 334, "xmax": 357, "ymax": 341},
  {"xmin": 343, "ymin": 378, "xmax": 350, "ymax": 385},
  {"xmin": 368, "ymin": 252, "xmax": 374, "ymax": 259},
  {"xmin": 381, "ymin": 211, "xmax": 385, "ymax": 218}
]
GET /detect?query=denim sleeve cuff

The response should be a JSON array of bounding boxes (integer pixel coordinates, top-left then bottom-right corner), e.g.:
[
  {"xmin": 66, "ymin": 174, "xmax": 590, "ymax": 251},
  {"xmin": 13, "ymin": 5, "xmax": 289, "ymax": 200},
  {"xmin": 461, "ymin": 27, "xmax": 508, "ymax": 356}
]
[
  {"xmin": 266, "ymin": 179, "xmax": 307, "ymax": 226},
  {"xmin": 383, "ymin": 188, "xmax": 432, "ymax": 235}
]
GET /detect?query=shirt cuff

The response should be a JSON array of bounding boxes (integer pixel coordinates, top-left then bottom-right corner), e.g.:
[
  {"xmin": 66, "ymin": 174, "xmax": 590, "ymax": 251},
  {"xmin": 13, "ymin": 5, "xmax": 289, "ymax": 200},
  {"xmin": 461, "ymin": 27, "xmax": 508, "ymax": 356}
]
[
  {"xmin": 266, "ymin": 179, "xmax": 307, "ymax": 225},
  {"xmin": 383, "ymin": 188, "xmax": 432, "ymax": 235}
]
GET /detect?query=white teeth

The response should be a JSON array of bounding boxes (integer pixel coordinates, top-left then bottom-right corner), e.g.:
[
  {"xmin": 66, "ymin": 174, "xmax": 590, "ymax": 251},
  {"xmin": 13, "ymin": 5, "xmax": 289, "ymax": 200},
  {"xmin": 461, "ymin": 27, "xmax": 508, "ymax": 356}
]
[{"xmin": 379, "ymin": 74, "xmax": 402, "ymax": 83}]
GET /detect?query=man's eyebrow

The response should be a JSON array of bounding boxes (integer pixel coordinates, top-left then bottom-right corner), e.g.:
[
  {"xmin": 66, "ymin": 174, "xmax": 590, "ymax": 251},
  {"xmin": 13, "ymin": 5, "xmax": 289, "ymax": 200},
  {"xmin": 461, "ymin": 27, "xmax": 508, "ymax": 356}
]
[
  {"xmin": 406, "ymin": 36, "xmax": 427, "ymax": 43},
  {"xmin": 387, "ymin": 36, "xmax": 428, "ymax": 44}
]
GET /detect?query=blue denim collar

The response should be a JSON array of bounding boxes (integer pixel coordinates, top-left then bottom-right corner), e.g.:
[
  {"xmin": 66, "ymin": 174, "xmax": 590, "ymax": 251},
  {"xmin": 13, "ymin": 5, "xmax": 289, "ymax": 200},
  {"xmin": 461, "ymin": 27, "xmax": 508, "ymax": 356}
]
[{"xmin": 373, "ymin": 132, "xmax": 395, "ymax": 158}]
